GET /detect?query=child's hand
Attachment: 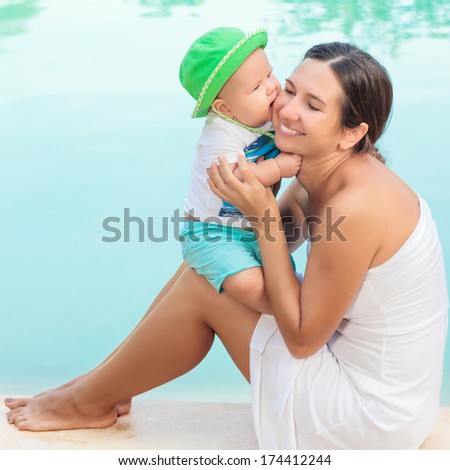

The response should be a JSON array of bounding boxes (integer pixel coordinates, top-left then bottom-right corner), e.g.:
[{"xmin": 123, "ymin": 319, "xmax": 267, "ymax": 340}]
[{"xmin": 275, "ymin": 153, "xmax": 303, "ymax": 178}]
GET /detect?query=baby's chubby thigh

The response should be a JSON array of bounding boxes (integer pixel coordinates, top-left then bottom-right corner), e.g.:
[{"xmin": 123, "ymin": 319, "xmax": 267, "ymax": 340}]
[
  {"xmin": 180, "ymin": 222, "xmax": 262, "ymax": 294},
  {"xmin": 222, "ymin": 266, "xmax": 266, "ymax": 308}
]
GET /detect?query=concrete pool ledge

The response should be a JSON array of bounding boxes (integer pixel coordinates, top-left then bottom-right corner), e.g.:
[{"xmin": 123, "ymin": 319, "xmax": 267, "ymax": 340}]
[{"xmin": 0, "ymin": 396, "xmax": 449, "ymax": 450}]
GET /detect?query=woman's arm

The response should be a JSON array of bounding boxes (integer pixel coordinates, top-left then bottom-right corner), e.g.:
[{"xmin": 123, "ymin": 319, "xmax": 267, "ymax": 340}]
[
  {"xmin": 277, "ymin": 178, "xmax": 309, "ymax": 253},
  {"xmin": 260, "ymin": 193, "xmax": 378, "ymax": 358},
  {"xmin": 227, "ymin": 157, "xmax": 309, "ymax": 251},
  {"xmin": 207, "ymin": 156, "xmax": 380, "ymax": 358}
]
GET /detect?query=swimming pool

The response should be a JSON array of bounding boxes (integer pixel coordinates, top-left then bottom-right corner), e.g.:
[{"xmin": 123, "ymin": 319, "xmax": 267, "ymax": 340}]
[{"xmin": 1, "ymin": 0, "xmax": 449, "ymax": 405}]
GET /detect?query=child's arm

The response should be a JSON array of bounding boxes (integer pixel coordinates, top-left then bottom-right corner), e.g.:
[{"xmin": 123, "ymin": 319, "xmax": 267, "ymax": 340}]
[
  {"xmin": 232, "ymin": 153, "xmax": 302, "ymax": 186},
  {"xmin": 200, "ymin": 121, "xmax": 301, "ymax": 186}
]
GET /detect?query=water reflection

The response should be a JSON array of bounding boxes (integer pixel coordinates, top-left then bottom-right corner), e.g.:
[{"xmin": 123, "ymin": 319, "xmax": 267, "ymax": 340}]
[
  {"xmin": 0, "ymin": 0, "xmax": 44, "ymax": 37},
  {"xmin": 269, "ymin": 0, "xmax": 450, "ymax": 54},
  {"xmin": 125, "ymin": 0, "xmax": 204, "ymax": 17},
  {"xmin": 1, "ymin": 0, "xmax": 449, "ymax": 47}
]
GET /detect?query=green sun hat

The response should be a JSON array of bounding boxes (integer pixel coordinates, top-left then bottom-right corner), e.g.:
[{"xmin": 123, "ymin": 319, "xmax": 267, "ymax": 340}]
[{"xmin": 179, "ymin": 27, "xmax": 268, "ymax": 119}]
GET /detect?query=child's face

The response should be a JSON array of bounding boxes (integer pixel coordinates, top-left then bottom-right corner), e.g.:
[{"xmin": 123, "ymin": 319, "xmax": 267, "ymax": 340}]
[{"xmin": 214, "ymin": 48, "xmax": 281, "ymax": 128}]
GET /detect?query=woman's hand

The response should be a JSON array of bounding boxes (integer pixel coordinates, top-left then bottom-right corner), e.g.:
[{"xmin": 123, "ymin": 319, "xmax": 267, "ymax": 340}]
[{"xmin": 207, "ymin": 155, "xmax": 277, "ymax": 221}]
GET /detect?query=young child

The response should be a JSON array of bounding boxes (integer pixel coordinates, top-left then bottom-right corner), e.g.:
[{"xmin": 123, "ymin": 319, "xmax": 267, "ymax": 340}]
[{"xmin": 179, "ymin": 27, "xmax": 300, "ymax": 314}]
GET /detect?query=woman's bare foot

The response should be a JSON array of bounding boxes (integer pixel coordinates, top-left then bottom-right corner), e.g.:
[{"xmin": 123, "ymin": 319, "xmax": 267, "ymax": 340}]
[
  {"xmin": 53, "ymin": 376, "xmax": 132, "ymax": 415},
  {"xmin": 116, "ymin": 399, "xmax": 132, "ymax": 416},
  {"xmin": 6, "ymin": 388, "xmax": 117, "ymax": 431},
  {"xmin": 5, "ymin": 395, "xmax": 132, "ymax": 417},
  {"xmin": 4, "ymin": 397, "xmax": 29, "ymax": 410},
  {"xmin": 4, "ymin": 374, "xmax": 88, "ymax": 413},
  {"xmin": 5, "ymin": 376, "xmax": 132, "ymax": 417}
]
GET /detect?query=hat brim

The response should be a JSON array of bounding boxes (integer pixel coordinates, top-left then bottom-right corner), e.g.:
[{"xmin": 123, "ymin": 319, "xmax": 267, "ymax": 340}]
[{"xmin": 192, "ymin": 30, "xmax": 268, "ymax": 118}]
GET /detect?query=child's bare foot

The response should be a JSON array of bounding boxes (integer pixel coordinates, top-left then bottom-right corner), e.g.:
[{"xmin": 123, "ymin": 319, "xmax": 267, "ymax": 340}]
[{"xmin": 6, "ymin": 388, "xmax": 117, "ymax": 431}]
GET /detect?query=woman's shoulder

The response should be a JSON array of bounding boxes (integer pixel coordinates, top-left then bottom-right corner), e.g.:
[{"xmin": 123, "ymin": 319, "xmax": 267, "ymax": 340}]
[
  {"xmin": 330, "ymin": 155, "xmax": 412, "ymax": 214},
  {"xmin": 324, "ymin": 164, "xmax": 378, "ymax": 216},
  {"xmin": 327, "ymin": 158, "xmax": 420, "ymax": 267},
  {"xmin": 320, "ymin": 184, "xmax": 380, "ymax": 245}
]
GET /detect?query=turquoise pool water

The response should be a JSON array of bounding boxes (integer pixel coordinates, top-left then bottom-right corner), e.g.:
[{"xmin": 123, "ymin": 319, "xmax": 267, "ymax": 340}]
[{"xmin": 1, "ymin": 0, "xmax": 449, "ymax": 404}]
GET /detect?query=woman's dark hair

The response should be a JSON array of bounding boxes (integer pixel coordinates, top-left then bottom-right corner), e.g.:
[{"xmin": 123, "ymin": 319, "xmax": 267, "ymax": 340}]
[{"xmin": 304, "ymin": 42, "xmax": 393, "ymax": 164}]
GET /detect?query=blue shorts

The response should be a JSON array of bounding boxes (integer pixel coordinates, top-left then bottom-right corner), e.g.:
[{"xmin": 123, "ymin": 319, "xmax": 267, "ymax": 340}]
[{"xmin": 180, "ymin": 221, "xmax": 296, "ymax": 293}]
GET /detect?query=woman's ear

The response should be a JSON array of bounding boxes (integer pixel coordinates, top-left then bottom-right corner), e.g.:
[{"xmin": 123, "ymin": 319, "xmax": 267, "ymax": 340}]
[
  {"xmin": 212, "ymin": 98, "xmax": 233, "ymax": 119},
  {"xmin": 339, "ymin": 122, "xmax": 369, "ymax": 151}
]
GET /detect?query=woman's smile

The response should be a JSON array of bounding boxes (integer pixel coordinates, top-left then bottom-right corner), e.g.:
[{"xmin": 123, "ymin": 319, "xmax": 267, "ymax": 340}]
[{"xmin": 278, "ymin": 122, "xmax": 305, "ymax": 136}]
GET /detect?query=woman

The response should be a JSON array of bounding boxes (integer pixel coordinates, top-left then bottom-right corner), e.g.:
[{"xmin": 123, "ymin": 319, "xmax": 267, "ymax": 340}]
[{"xmin": 5, "ymin": 42, "xmax": 448, "ymax": 449}]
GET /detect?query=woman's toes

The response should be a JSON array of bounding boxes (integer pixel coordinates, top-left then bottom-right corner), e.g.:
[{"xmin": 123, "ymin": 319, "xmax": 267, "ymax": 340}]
[
  {"xmin": 7, "ymin": 408, "xmax": 23, "ymax": 424},
  {"xmin": 16, "ymin": 417, "xmax": 30, "ymax": 430},
  {"xmin": 4, "ymin": 398, "xmax": 29, "ymax": 410}
]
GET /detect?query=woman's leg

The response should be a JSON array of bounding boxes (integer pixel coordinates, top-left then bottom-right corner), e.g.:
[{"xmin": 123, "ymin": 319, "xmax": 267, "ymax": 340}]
[
  {"xmin": 5, "ymin": 262, "xmax": 190, "ymax": 414},
  {"xmin": 7, "ymin": 267, "xmax": 261, "ymax": 431}
]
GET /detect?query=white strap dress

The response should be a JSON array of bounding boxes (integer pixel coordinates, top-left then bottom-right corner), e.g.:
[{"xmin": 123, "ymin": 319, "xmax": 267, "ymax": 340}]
[{"xmin": 250, "ymin": 196, "xmax": 448, "ymax": 449}]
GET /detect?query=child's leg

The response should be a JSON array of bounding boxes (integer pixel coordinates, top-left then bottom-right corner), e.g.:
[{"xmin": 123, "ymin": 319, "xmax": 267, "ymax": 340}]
[
  {"xmin": 181, "ymin": 223, "xmax": 274, "ymax": 313},
  {"xmin": 221, "ymin": 267, "xmax": 272, "ymax": 314}
]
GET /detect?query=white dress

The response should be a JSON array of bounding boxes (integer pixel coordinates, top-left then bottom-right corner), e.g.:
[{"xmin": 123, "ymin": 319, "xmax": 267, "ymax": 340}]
[{"xmin": 250, "ymin": 196, "xmax": 448, "ymax": 449}]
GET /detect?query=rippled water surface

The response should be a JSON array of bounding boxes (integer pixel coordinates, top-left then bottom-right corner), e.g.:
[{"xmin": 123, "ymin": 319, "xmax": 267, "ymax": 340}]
[{"xmin": 1, "ymin": 0, "xmax": 449, "ymax": 403}]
